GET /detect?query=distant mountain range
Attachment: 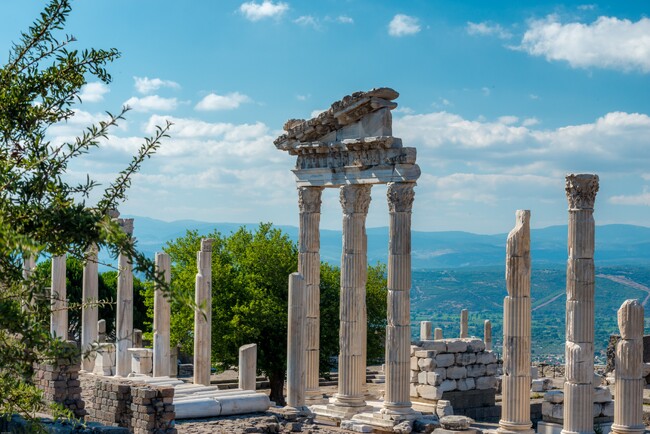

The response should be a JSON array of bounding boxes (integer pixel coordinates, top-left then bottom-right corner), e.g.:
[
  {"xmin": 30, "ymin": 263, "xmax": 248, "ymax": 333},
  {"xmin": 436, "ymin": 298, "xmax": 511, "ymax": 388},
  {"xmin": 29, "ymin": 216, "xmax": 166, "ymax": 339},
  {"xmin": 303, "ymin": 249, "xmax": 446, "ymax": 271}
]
[{"xmin": 108, "ymin": 216, "xmax": 650, "ymax": 269}]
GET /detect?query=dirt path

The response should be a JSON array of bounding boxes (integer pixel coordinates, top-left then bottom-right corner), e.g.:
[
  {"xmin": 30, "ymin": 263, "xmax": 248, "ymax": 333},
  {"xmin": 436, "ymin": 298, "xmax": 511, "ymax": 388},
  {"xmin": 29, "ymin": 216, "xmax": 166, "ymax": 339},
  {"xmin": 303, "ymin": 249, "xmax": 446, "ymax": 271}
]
[
  {"xmin": 532, "ymin": 292, "xmax": 564, "ymax": 312},
  {"xmin": 597, "ymin": 274, "xmax": 650, "ymax": 306}
]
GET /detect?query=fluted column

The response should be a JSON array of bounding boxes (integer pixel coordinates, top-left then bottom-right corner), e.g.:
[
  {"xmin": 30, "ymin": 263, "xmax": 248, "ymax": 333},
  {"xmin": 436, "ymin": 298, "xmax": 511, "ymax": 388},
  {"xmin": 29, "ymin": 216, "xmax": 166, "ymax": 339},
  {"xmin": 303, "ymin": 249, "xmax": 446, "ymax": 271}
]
[
  {"xmin": 81, "ymin": 244, "xmax": 99, "ymax": 372},
  {"xmin": 50, "ymin": 254, "xmax": 68, "ymax": 339},
  {"xmin": 116, "ymin": 219, "xmax": 134, "ymax": 377},
  {"xmin": 484, "ymin": 320, "xmax": 492, "ymax": 352},
  {"xmin": 562, "ymin": 174, "xmax": 599, "ymax": 434},
  {"xmin": 332, "ymin": 184, "xmax": 371, "ymax": 410},
  {"xmin": 287, "ymin": 272, "xmax": 307, "ymax": 408},
  {"xmin": 382, "ymin": 181, "xmax": 415, "ymax": 415},
  {"xmin": 194, "ymin": 239, "xmax": 214, "ymax": 386},
  {"xmin": 153, "ymin": 252, "xmax": 172, "ymax": 377},
  {"xmin": 460, "ymin": 309, "xmax": 469, "ymax": 338},
  {"xmin": 612, "ymin": 300, "xmax": 644, "ymax": 434},
  {"xmin": 297, "ymin": 186, "xmax": 324, "ymax": 402},
  {"xmin": 498, "ymin": 210, "xmax": 534, "ymax": 434}
]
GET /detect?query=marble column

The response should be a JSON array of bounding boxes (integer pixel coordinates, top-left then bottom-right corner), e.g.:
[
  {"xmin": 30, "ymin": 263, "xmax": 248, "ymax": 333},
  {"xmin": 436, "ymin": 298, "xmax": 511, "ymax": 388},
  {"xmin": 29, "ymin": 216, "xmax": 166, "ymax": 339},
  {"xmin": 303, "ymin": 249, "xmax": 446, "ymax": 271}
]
[
  {"xmin": 420, "ymin": 321, "xmax": 432, "ymax": 341},
  {"xmin": 498, "ymin": 210, "xmax": 534, "ymax": 434},
  {"xmin": 287, "ymin": 272, "xmax": 306, "ymax": 408},
  {"xmin": 115, "ymin": 218, "xmax": 134, "ymax": 377},
  {"xmin": 22, "ymin": 254, "xmax": 35, "ymax": 310},
  {"xmin": 297, "ymin": 186, "xmax": 324, "ymax": 402},
  {"xmin": 382, "ymin": 181, "xmax": 416, "ymax": 416},
  {"xmin": 81, "ymin": 244, "xmax": 99, "ymax": 372},
  {"xmin": 612, "ymin": 299, "xmax": 644, "ymax": 434},
  {"xmin": 239, "ymin": 343, "xmax": 258, "ymax": 391},
  {"xmin": 460, "ymin": 309, "xmax": 469, "ymax": 338},
  {"xmin": 562, "ymin": 174, "xmax": 599, "ymax": 434},
  {"xmin": 153, "ymin": 252, "xmax": 172, "ymax": 377},
  {"xmin": 434, "ymin": 328, "xmax": 443, "ymax": 340},
  {"xmin": 194, "ymin": 238, "xmax": 213, "ymax": 386},
  {"xmin": 50, "ymin": 254, "xmax": 68, "ymax": 339},
  {"xmin": 484, "ymin": 320, "xmax": 492, "ymax": 352},
  {"xmin": 332, "ymin": 184, "xmax": 371, "ymax": 411}
]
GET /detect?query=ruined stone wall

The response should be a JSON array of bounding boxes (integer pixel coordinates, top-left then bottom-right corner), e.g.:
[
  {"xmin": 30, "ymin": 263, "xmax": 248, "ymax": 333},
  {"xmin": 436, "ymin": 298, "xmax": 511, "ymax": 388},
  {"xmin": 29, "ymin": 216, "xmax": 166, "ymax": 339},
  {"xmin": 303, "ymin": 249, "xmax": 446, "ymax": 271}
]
[{"xmin": 33, "ymin": 349, "xmax": 86, "ymax": 418}]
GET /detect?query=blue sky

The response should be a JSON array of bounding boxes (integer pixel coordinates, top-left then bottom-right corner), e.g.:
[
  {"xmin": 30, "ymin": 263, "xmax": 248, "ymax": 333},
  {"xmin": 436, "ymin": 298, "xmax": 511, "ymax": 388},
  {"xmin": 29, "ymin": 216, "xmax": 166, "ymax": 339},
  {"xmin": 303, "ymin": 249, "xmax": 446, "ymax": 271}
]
[{"xmin": 2, "ymin": 1, "xmax": 650, "ymax": 233}]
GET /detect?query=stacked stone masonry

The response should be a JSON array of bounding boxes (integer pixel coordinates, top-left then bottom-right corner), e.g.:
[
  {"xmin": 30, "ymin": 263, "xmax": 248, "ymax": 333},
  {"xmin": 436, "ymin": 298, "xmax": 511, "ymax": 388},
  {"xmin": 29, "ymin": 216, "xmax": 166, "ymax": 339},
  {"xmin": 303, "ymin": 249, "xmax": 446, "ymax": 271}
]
[
  {"xmin": 541, "ymin": 388, "xmax": 614, "ymax": 424},
  {"xmin": 34, "ymin": 357, "xmax": 86, "ymax": 418},
  {"xmin": 409, "ymin": 338, "xmax": 498, "ymax": 401}
]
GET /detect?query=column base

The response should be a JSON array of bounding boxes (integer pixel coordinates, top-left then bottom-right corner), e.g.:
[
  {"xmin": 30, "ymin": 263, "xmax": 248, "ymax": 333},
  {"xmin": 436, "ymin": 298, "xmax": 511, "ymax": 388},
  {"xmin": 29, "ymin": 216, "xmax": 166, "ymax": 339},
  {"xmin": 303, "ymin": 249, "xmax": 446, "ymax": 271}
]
[
  {"xmin": 610, "ymin": 424, "xmax": 644, "ymax": 434},
  {"xmin": 311, "ymin": 401, "xmax": 371, "ymax": 421},
  {"xmin": 305, "ymin": 389, "xmax": 328, "ymax": 405},
  {"xmin": 280, "ymin": 405, "xmax": 313, "ymax": 419},
  {"xmin": 497, "ymin": 420, "xmax": 535, "ymax": 434}
]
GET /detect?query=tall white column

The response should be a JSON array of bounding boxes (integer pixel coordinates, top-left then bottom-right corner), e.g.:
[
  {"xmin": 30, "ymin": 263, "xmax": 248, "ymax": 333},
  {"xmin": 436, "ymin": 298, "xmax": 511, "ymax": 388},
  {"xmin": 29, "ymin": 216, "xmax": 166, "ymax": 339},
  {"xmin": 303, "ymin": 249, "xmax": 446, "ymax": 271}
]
[
  {"xmin": 239, "ymin": 343, "xmax": 258, "ymax": 391},
  {"xmin": 382, "ymin": 181, "xmax": 415, "ymax": 416},
  {"xmin": 498, "ymin": 210, "xmax": 534, "ymax": 434},
  {"xmin": 50, "ymin": 254, "xmax": 67, "ymax": 339},
  {"xmin": 460, "ymin": 309, "xmax": 469, "ymax": 338},
  {"xmin": 194, "ymin": 238, "xmax": 213, "ymax": 386},
  {"xmin": 484, "ymin": 320, "xmax": 492, "ymax": 352},
  {"xmin": 287, "ymin": 272, "xmax": 307, "ymax": 408},
  {"xmin": 153, "ymin": 252, "xmax": 172, "ymax": 377},
  {"xmin": 562, "ymin": 174, "xmax": 599, "ymax": 434},
  {"xmin": 612, "ymin": 300, "xmax": 644, "ymax": 434},
  {"xmin": 332, "ymin": 184, "xmax": 371, "ymax": 411},
  {"xmin": 297, "ymin": 187, "xmax": 324, "ymax": 402},
  {"xmin": 81, "ymin": 244, "xmax": 99, "ymax": 372},
  {"xmin": 115, "ymin": 218, "xmax": 134, "ymax": 377}
]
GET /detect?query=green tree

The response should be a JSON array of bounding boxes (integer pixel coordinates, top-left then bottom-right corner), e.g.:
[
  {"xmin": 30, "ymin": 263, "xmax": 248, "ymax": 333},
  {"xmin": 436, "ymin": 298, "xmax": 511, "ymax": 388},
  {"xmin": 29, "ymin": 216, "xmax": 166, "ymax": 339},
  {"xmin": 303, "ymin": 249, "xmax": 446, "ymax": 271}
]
[
  {"xmin": 150, "ymin": 223, "xmax": 388, "ymax": 405},
  {"xmin": 0, "ymin": 0, "xmax": 175, "ymax": 420}
]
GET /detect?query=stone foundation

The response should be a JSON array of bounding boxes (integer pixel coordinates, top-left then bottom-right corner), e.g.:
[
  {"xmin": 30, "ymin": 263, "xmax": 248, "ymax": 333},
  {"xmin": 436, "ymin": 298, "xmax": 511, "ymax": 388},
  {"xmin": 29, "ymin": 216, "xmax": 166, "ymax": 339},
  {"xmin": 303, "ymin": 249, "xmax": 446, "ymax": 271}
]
[
  {"xmin": 541, "ymin": 387, "xmax": 614, "ymax": 424},
  {"xmin": 34, "ymin": 346, "xmax": 86, "ymax": 418}
]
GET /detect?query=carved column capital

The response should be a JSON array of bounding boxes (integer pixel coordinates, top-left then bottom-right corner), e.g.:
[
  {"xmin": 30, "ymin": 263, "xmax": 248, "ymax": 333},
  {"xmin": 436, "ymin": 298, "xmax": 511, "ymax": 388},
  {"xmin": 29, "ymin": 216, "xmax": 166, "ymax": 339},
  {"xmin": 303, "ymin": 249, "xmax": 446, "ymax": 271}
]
[
  {"xmin": 201, "ymin": 238, "xmax": 214, "ymax": 252},
  {"xmin": 387, "ymin": 182, "xmax": 415, "ymax": 213},
  {"xmin": 340, "ymin": 184, "xmax": 372, "ymax": 215},
  {"xmin": 565, "ymin": 174, "xmax": 599, "ymax": 210},
  {"xmin": 298, "ymin": 186, "xmax": 324, "ymax": 213}
]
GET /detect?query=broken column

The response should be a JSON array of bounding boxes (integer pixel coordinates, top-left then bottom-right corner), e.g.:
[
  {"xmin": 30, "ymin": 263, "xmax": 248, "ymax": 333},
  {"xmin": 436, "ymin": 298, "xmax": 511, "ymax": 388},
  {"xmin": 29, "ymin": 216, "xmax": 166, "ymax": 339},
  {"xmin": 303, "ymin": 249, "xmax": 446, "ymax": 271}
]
[
  {"xmin": 115, "ymin": 218, "xmax": 134, "ymax": 377},
  {"xmin": 297, "ymin": 186, "xmax": 324, "ymax": 403},
  {"xmin": 434, "ymin": 328, "xmax": 443, "ymax": 340},
  {"xmin": 460, "ymin": 309, "xmax": 468, "ymax": 338},
  {"xmin": 331, "ymin": 184, "xmax": 371, "ymax": 413},
  {"xmin": 287, "ymin": 272, "xmax": 306, "ymax": 409},
  {"xmin": 239, "ymin": 343, "xmax": 258, "ymax": 391},
  {"xmin": 50, "ymin": 254, "xmax": 68, "ymax": 339},
  {"xmin": 153, "ymin": 252, "xmax": 172, "ymax": 377},
  {"xmin": 81, "ymin": 244, "xmax": 99, "ymax": 372},
  {"xmin": 498, "ymin": 210, "xmax": 534, "ymax": 434},
  {"xmin": 194, "ymin": 238, "xmax": 213, "ymax": 386},
  {"xmin": 612, "ymin": 300, "xmax": 644, "ymax": 434},
  {"xmin": 382, "ymin": 182, "xmax": 416, "ymax": 416},
  {"xmin": 563, "ymin": 174, "xmax": 599, "ymax": 434},
  {"xmin": 421, "ymin": 321, "xmax": 433, "ymax": 341},
  {"xmin": 484, "ymin": 320, "xmax": 492, "ymax": 352}
]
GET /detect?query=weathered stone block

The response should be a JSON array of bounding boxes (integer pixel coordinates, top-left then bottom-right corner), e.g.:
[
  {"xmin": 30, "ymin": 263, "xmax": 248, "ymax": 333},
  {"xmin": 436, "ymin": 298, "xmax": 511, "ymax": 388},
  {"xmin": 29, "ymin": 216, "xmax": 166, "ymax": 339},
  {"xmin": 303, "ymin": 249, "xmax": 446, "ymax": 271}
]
[
  {"xmin": 456, "ymin": 377, "xmax": 475, "ymax": 391},
  {"xmin": 465, "ymin": 339, "xmax": 485, "ymax": 353},
  {"xmin": 446, "ymin": 366, "xmax": 467, "ymax": 380},
  {"xmin": 419, "ymin": 357, "xmax": 436, "ymax": 371},
  {"xmin": 455, "ymin": 353, "xmax": 476, "ymax": 366},
  {"xmin": 435, "ymin": 354, "xmax": 455, "ymax": 368},
  {"xmin": 476, "ymin": 351, "xmax": 497, "ymax": 365},
  {"xmin": 445, "ymin": 340, "xmax": 468, "ymax": 353},
  {"xmin": 466, "ymin": 364, "xmax": 486, "ymax": 378},
  {"xmin": 476, "ymin": 376, "xmax": 497, "ymax": 390},
  {"xmin": 422, "ymin": 341, "xmax": 447, "ymax": 352}
]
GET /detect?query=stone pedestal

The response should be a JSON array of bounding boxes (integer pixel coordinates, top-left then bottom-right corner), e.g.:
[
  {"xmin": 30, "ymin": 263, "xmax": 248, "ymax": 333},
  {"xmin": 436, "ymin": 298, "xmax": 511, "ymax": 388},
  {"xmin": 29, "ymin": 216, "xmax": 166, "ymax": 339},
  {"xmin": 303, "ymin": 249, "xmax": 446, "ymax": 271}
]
[
  {"xmin": 330, "ymin": 184, "xmax": 371, "ymax": 414},
  {"xmin": 460, "ymin": 309, "xmax": 468, "ymax": 338},
  {"xmin": 81, "ymin": 244, "xmax": 99, "ymax": 372},
  {"xmin": 115, "ymin": 218, "xmax": 134, "ymax": 377},
  {"xmin": 484, "ymin": 320, "xmax": 492, "ymax": 352},
  {"xmin": 239, "ymin": 343, "xmax": 257, "ymax": 391},
  {"xmin": 93, "ymin": 343, "xmax": 116, "ymax": 376},
  {"xmin": 153, "ymin": 252, "xmax": 172, "ymax": 377},
  {"xmin": 562, "ymin": 174, "xmax": 599, "ymax": 434},
  {"xmin": 612, "ymin": 300, "xmax": 644, "ymax": 434},
  {"xmin": 297, "ymin": 186, "xmax": 325, "ymax": 403},
  {"xmin": 435, "ymin": 328, "xmax": 444, "ymax": 340},
  {"xmin": 194, "ymin": 239, "xmax": 214, "ymax": 386},
  {"xmin": 421, "ymin": 321, "xmax": 433, "ymax": 341},
  {"xmin": 50, "ymin": 254, "xmax": 68, "ymax": 340},
  {"xmin": 382, "ymin": 182, "xmax": 416, "ymax": 417},
  {"xmin": 287, "ymin": 272, "xmax": 306, "ymax": 408},
  {"xmin": 498, "ymin": 210, "xmax": 534, "ymax": 434},
  {"xmin": 128, "ymin": 348, "xmax": 153, "ymax": 375}
]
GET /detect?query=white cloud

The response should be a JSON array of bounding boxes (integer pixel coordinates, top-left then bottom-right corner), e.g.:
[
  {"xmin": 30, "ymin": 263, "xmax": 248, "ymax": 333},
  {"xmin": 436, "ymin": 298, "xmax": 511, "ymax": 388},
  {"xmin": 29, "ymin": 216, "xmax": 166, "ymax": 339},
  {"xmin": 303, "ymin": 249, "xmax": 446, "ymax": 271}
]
[
  {"xmin": 296, "ymin": 94, "xmax": 310, "ymax": 101},
  {"xmin": 578, "ymin": 4, "xmax": 596, "ymax": 11},
  {"xmin": 294, "ymin": 15, "xmax": 320, "ymax": 29},
  {"xmin": 337, "ymin": 15, "xmax": 353, "ymax": 24},
  {"xmin": 498, "ymin": 115, "xmax": 519, "ymax": 125},
  {"xmin": 522, "ymin": 117, "xmax": 540, "ymax": 127},
  {"xmin": 610, "ymin": 191, "xmax": 650, "ymax": 206},
  {"xmin": 133, "ymin": 76, "xmax": 180, "ymax": 94},
  {"xmin": 239, "ymin": 1, "xmax": 288, "ymax": 21},
  {"xmin": 124, "ymin": 95, "xmax": 178, "ymax": 112},
  {"xmin": 195, "ymin": 92, "xmax": 252, "ymax": 111},
  {"xmin": 467, "ymin": 21, "xmax": 512, "ymax": 39},
  {"xmin": 519, "ymin": 15, "xmax": 650, "ymax": 73},
  {"xmin": 388, "ymin": 14, "xmax": 421, "ymax": 37},
  {"xmin": 79, "ymin": 82, "xmax": 109, "ymax": 103},
  {"xmin": 529, "ymin": 94, "xmax": 540, "ymax": 100}
]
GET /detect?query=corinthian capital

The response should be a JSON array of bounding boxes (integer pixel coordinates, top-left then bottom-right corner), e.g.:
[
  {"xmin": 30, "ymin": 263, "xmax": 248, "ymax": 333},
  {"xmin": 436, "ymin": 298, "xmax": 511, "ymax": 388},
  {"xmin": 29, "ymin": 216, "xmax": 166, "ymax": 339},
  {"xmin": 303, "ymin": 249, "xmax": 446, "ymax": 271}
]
[
  {"xmin": 340, "ymin": 184, "xmax": 372, "ymax": 215},
  {"xmin": 565, "ymin": 174, "xmax": 599, "ymax": 210},
  {"xmin": 387, "ymin": 182, "xmax": 415, "ymax": 213},
  {"xmin": 298, "ymin": 187, "xmax": 323, "ymax": 213}
]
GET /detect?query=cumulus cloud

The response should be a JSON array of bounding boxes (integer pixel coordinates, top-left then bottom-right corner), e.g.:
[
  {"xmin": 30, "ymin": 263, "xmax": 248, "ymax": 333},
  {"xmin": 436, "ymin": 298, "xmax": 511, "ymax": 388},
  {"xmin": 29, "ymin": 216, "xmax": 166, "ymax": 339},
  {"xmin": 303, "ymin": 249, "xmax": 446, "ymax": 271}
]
[
  {"xmin": 239, "ymin": 1, "xmax": 288, "ymax": 21},
  {"xmin": 124, "ymin": 95, "xmax": 178, "ymax": 112},
  {"xmin": 133, "ymin": 76, "xmax": 180, "ymax": 94},
  {"xmin": 79, "ymin": 82, "xmax": 109, "ymax": 103},
  {"xmin": 610, "ymin": 192, "xmax": 650, "ymax": 206},
  {"xmin": 519, "ymin": 15, "xmax": 650, "ymax": 73},
  {"xmin": 466, "ymin": 21, "xmax": 512, "ymax": 39},
  {"xmin": 388, "ymin": 14, "xmax": 421, "ymax": 37},
  {"xmin": 294, "ymin": 15, "xmax": 320, "ymax": 29},
  {"xmin": 195, "ymin": 92, "xmax": 252, "ymax": 111}
]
